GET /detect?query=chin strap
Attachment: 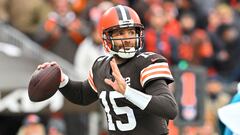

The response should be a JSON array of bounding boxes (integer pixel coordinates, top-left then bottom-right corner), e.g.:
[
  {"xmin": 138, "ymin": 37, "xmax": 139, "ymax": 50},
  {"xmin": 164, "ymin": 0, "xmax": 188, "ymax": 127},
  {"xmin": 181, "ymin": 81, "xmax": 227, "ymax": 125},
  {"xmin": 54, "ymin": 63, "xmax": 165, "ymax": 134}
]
[{"xmin": 110, "ymin": 47, "xmax": 136, "ymax": 59}]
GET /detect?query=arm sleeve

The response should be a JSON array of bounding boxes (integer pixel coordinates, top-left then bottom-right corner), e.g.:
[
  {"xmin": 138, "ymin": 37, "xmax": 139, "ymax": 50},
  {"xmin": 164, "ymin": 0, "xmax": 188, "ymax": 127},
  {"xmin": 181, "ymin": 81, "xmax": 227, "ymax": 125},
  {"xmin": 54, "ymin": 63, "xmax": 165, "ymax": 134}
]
[
  {"xmin": 144, "ymin": 80, "xmax": 178, "ymax": 120},
  {"xmin": 59, "ymin": 80, "xmax": 99, "ymax": 105}
]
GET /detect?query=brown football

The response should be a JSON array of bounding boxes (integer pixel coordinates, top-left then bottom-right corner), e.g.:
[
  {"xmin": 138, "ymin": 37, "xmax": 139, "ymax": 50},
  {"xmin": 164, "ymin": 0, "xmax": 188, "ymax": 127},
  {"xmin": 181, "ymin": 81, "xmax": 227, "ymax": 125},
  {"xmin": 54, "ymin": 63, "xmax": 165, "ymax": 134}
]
[{"xmin": 28, "ymin": 64, "xmax": 61, "ymax": 102}]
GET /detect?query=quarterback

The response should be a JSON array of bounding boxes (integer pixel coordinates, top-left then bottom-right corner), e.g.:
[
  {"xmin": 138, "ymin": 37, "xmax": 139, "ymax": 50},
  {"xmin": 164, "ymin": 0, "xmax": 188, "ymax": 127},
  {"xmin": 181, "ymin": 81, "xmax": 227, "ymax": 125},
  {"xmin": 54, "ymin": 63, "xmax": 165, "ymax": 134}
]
[{"xmin": 39, "ymin": 5, "xmax": 178, "ymax": 135}]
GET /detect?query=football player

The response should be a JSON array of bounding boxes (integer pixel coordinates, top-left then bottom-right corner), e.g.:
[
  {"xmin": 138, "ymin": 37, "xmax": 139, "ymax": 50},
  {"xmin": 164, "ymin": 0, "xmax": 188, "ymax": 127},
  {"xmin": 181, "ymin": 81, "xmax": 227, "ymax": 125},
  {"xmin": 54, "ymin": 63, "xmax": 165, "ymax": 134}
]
[{"xmin": 39, "ymin": 5, "xmax": 178, "ymax": 135}]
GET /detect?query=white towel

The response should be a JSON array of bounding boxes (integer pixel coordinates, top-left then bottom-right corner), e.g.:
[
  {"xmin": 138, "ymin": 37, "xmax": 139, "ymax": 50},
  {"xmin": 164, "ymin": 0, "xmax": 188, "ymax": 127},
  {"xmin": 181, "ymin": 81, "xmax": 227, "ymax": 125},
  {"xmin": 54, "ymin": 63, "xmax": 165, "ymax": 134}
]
[{"xmin": 218, "ymin": 102, "xmax": 240, "ymax": 134}]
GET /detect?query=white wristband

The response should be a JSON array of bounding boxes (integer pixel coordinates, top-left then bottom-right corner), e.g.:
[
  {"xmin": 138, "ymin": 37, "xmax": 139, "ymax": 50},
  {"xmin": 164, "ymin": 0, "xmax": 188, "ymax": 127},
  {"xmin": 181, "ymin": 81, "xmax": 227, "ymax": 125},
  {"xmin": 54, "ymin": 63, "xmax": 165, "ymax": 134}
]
[
  {"xmin": 59, "ymin": 73, "xmax": 69, "ymax": 88},
  {"xmin": 124, "ymin": 86, "xmax": 152, "ymax": 110}
]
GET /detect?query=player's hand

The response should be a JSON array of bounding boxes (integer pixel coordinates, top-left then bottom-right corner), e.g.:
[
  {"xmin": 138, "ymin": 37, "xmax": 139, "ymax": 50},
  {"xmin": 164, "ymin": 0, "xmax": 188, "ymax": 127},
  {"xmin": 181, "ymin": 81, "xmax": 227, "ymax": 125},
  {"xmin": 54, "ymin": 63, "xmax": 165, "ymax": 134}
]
[
  {"xmin": 104, "ymin": 58, "xmax": 126, "ymax": 95},
  {"xmin": 37, "ymin": 61, "xmax": 64, "ymax": 82},
  {"xmin": 37, "ymin": 61, "xmax": 57, "ymax": 69}
]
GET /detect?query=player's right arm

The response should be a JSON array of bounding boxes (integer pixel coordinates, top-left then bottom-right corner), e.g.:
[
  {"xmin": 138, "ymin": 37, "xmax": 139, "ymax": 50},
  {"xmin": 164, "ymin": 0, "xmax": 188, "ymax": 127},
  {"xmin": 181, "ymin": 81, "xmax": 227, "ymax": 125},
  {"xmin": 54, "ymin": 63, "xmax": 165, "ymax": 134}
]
[
  {"xmin": 59, "ymin": 79, "xmax": 99, "ymax": 105},
  {"xmin": 38, "ymin": 61, "xmax": 99, "ymax": 105}
]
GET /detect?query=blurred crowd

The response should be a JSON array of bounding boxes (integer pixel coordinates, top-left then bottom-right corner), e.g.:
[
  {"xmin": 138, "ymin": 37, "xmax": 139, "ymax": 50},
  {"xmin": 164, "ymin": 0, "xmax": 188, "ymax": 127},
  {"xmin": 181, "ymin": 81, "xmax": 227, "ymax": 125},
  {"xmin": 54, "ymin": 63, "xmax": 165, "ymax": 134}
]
[
  {"xmin": 17, "ymin": 113, "xmax": 67, "ymax": 135},
  {"xmin": 1, "ymin": 0, "xmax": 240, "ymax": 134}
]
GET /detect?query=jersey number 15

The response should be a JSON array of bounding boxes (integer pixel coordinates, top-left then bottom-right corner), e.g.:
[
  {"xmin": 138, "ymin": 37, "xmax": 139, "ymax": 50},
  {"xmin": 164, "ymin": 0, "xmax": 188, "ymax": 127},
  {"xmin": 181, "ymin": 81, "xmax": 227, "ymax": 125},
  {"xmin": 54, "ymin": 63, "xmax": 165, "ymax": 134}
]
[{"xmin": 99, "ymin": 91, "xmax": 137, "ymax": 131}]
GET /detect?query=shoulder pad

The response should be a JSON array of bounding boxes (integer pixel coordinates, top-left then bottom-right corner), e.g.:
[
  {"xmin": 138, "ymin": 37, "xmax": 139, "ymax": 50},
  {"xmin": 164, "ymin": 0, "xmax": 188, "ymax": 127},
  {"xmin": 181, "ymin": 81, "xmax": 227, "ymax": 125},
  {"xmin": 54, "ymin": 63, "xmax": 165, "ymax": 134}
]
[
  {"xmin": 92, "ymin": 55, "xmax": 111, "ymax": 70},
  {"xmin": 136, "ymin": 52, "xmax": 167, "ymax": 64},
  {"xmin": 136, "ymin": 52, "xmax": 174, "ymax": 87},
  {"xmin": 96, "ymin": 56, "xmax": 108, "ymax": 62}
]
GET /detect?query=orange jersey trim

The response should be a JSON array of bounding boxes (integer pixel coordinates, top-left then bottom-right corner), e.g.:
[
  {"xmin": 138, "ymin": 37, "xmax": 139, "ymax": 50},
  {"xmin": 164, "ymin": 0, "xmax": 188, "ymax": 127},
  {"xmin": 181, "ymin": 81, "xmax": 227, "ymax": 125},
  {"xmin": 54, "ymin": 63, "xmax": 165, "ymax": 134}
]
[
  {"xmin": 140, "ymin": 62, "xmax": 173, "ymax": 86},
  {"xmin": 87, "ymin": 70, "xmax": 98, "ymax": 93}
]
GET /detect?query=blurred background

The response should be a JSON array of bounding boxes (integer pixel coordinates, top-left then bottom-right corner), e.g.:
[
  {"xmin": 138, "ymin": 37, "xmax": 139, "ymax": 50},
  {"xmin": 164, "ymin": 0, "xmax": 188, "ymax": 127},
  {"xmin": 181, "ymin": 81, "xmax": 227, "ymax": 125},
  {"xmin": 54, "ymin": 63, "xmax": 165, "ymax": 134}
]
[{"xmin": 1, "ymin": 0, "xmax": 240, "ymax": 135}]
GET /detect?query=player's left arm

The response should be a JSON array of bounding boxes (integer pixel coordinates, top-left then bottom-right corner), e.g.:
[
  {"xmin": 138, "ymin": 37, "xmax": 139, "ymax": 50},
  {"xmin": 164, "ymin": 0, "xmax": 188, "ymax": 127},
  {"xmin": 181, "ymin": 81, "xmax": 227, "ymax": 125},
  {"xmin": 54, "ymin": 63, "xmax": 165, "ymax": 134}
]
[
  {"xmin": 105, "ymin": 58, "xmax": 178, "ymax": 120},
  {"xmin": 122, "ymin": 79, "xmax": 178, "ymax": 120},
  {"xmin": 142, "ymin": 79, "xmax": 178, "ymax": 119}
]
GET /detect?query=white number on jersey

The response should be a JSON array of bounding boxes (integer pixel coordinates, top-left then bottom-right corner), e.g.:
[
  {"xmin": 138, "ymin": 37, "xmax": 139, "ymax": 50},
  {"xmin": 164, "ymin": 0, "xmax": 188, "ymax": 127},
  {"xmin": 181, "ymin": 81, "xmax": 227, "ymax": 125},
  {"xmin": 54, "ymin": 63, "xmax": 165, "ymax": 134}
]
[
  {"xmin": 137, "ymin": 52, "xmax": 155, "ymax": 58},
  {"xmin": 99, "ymin": 91, "xmax": 136, "ymax": 131}
]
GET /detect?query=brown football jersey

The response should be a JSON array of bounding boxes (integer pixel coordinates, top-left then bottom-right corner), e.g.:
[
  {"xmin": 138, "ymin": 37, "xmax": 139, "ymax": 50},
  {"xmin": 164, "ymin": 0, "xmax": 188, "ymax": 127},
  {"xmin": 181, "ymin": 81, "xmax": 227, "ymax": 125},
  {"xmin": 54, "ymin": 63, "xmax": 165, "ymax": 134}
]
[{"xmin": 87, "ymin": 52, "xmax": 174, "ymax": 135}]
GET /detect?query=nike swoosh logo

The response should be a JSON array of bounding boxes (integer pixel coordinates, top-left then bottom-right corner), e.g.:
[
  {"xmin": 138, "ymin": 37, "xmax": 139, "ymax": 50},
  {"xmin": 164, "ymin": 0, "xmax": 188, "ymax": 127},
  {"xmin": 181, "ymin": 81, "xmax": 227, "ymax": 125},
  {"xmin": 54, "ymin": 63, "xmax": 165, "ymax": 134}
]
[{"xmin": 151, "ymin": 58, "xmax": 159, "ymax": 62}]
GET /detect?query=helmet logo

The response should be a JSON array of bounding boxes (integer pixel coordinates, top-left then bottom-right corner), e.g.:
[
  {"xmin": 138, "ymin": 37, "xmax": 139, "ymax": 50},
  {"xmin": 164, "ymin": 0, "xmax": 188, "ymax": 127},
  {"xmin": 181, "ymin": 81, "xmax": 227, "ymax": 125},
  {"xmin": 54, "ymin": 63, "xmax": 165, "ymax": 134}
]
[{"xmin": 119, "ymin": 20, "xmax": 134, "ymax": 28}]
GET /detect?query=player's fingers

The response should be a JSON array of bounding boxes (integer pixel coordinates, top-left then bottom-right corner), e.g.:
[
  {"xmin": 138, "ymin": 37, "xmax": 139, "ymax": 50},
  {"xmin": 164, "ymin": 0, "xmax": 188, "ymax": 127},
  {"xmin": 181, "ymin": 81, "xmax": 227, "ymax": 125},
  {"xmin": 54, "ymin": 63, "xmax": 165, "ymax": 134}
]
[
  {"xmin": 37, "ymin": 65, "xmax": 41, "ymax": 69},
  {"xmin": 110, "ymin": 59, "xmax": 126, "ymax": 86},
  {"xmin": 60, "ymin": 69, "xmax": 65, "ymax": 82},
  {"xmin": 110, "ymin": 59, "xmax": 122, "ymax": 77},
  {"xmin": 45, "ymin": 61, "xmax": 64, "ymax": 81},
  {"xmin": 41, "ymin": 62, "xmax": 51, "ymax": 69},
  {"xmin": 37, "ymin": 62, "xmax": 51, "ymax": 70},
  {"xmin": 37, "ymin": 64, "xmax": 45, "ymax": 69},
  {"xmin": 50, "ymin": 61, "xmax": 57, "ymax": 66},
  {"xmin": 104, "ymin": 78, "xmax": 114, "ymax": 87},
  {"xmin": 112, "ymin": 72, "xmax": 123, "ymax": 84}
]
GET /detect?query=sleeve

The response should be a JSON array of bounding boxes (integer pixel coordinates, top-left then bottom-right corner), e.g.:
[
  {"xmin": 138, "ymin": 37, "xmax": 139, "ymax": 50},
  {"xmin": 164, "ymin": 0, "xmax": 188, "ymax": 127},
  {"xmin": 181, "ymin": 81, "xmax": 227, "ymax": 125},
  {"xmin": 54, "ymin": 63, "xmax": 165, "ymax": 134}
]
[
  {"xmin": 144, "ymin": 79, "xmax": 178, "ymax": 119},
  {"xmin": 87, "ymin": 69, "xmax": 98, "ymax": 93},
  {"xmin": 124, "ymin": 79, "xmax": 178, "ymax": 120},
  {"xmin": 59, "ymin": 79, "xmax": 98, "ymax": 105},
  {"xmin": 140, "ymin": 61, "xmax": 174, "ymax": 87}
]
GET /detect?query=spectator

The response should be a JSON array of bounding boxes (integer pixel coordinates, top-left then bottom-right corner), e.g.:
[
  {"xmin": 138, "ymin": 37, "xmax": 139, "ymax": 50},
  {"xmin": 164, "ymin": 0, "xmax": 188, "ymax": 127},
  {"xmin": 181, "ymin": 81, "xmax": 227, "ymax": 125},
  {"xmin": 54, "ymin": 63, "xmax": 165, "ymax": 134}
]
[
  {"xmin": 34, "ymin": 0, "xmax": 89, "ymax": 63},
  {"xmin": 0, "ymin": 0, "xmax": 9, "ymax": 23},
  {"xmin": 8, "ymin": 0, "xmax": 51, "ymax": 38},
  {"xmin": 144, "ymin": 4, "xmax": 179, "ymax": 65},
  {"xmin": 216, "ymin": 3, "xmax": 240, "ymax": 27},
  {"xmin": 178, "ymin": 12, "xmax": 214, "ymax": 67},
  {"xmin": 69, "ymin": 0, "xmax": 88, "ymax": 15},
  {"xmin": 74, "ymin": 1, "xmax": 111, "ymax": 80},
  {"xmin": 17, "ymin": 114, "xmax": 46, "ymax": 135},
  {"xmin": 47, "ymin": 113, "xmax": 67, "ymax": 135},
  {"xmin": 162, "ymin": 0, "xmax": 181, "ymax": 39},
  {"xmin": 214, "ymin": 24, "xmax": 240, "ymax": 82},
  {"xmin": 202, "ymin": 79, "xmax": 230, "ymax": 134},
  {"xmin": 206, "ymin": 9, "xmax": 225, "ymax": 77}
]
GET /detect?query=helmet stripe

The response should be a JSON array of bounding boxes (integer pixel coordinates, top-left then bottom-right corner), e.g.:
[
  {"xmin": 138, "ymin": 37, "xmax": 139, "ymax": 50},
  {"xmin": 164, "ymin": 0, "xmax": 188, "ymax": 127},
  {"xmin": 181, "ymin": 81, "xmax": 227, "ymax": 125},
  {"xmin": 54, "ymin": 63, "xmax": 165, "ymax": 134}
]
[
  {"xmin": 123, "ymin": 6, "xmax": 131, "ymax": 20},
  {"xmin": 115, "ymin": 5, "xmax": 130, "ymax": 21},
  {"xmin": 115, "ymin": 6, "xmax": 123, "ymax": 20}
]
